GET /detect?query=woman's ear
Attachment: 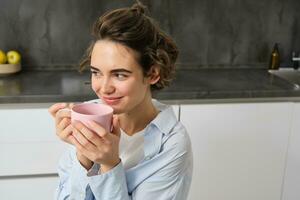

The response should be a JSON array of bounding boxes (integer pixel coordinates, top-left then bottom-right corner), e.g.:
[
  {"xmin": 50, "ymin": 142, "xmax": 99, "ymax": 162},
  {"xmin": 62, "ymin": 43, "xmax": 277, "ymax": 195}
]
[{"xmin": 147, "ymin": 65, "xmax": 160, "ymax": 85}]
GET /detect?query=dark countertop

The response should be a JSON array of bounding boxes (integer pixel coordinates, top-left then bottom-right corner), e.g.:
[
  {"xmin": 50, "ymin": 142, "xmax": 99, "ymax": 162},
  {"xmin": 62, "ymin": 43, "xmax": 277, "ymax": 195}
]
[{"xmin": 1, "ymin": 69, "xmax": 300, "ymax": 104}]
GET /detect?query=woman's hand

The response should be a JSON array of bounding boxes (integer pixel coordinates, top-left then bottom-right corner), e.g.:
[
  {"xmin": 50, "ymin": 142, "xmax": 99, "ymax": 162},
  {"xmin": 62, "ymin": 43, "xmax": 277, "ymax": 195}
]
[
  {"xmin": 72, "ymin": 115, "xmax": 121, "ymax": 173},
  {"xmin": 48, "ymin": 103, "xmax": 75, "ymax": 145},
  {"xmin": 48, "ymin": 103, "xmax": 93, "ymax": 170}
]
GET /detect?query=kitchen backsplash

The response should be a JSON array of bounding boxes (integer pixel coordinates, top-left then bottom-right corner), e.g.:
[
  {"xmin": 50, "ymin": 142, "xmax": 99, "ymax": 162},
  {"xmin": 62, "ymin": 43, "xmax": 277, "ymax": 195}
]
[{"xmin": 0, "ymin": 0, "xmax": 299, "ymax": 70}]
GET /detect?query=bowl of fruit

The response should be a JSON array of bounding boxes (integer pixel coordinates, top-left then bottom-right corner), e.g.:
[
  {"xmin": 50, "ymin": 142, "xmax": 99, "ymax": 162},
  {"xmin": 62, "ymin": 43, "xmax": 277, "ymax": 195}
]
[{"xmin": 0, "ymin": 50, "xmax": 22, "ymax": 75}]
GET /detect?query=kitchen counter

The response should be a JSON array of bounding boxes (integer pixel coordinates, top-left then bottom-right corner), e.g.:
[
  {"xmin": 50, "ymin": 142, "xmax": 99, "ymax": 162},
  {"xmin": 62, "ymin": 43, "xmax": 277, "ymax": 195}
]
[{"xmin": 1, "ymin": 69, "xmax": 300, "ymax": 104}]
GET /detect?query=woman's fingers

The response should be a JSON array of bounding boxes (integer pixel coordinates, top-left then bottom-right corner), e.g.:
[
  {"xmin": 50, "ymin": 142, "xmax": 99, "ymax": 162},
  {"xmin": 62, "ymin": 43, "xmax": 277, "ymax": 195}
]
[
  {"xmin": 88, "ymin": 120, "xmax": 109, "ymax": 137},
  {"xmin": 55, "ymin": 116, "xmax": 73, "ymax": 144},
  {"xmin": 49, "ymin": 102, "xmax": 74, "ymax": 118},
  {"xmin": 57, "ymin": 118, "xmax": 70, "ymax": 131},
  {"xmin": 48, "ymin": 103, "xmax": 67, "ymax": 118},
  {"xmin": 55, "ymin": 109, "xmax": 71, "ymax": 126},
  {"xmin": 59, "ymin": 124, "xmax": 73, "ymax": 141},
  {"xmin": 52, "ymin": 104, "xmax": 74, "ymax": 144},
  {"xmin": 48, "ymin": 102, "xmax": 78, "ymax": 145},
  {"xmin": 73, "ymin": 127, "xmax": 94, "ymax": 148},
  {"xmin": 70, "ymin": 135, "xmax": 92, "ymax": 158},
  {"xmin": 73, "ymin": 122, "xmax": 104, "ymax": 148}
]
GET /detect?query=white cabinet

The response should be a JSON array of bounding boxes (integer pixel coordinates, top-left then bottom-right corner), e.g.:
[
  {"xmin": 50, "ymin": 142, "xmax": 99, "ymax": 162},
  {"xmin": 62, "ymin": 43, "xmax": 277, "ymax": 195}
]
[
  {"xmin": 0, "ymin": 175, "xmax": 59, "ymax": 200},
  {"xmin": 0, "ymin": 103, "xmax": 66, "ymax": 200},
  {"xmin": 282, "ymin": 103, "xmax": 300, "ymax": 200},
  {"xmin": 180, "ymin": 102, "xmax": 293, "ymax": 200},
  {"xmin": 0, "ymin": 103, "xmax": 67, "ymax": 176}
]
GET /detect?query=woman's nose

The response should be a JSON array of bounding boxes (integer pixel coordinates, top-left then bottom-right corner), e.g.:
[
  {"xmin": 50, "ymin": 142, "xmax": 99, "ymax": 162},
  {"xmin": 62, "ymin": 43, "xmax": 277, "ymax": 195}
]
[{"xmin": 100, "ymin": 78, "xmax": 115, "ymax": 94}]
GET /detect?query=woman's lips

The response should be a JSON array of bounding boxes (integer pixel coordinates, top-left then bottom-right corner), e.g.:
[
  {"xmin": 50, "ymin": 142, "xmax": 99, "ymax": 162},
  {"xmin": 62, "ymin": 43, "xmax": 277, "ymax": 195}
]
[{"xmin": 102, "ymin": 96, "xmax": 123, "ymax": 105}]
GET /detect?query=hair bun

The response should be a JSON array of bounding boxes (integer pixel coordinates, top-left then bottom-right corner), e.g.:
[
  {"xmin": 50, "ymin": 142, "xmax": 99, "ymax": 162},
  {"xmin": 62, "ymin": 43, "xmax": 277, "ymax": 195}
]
[{"xmin": 131, "ymin": 1, "xmax": 147, "ymax": 15}]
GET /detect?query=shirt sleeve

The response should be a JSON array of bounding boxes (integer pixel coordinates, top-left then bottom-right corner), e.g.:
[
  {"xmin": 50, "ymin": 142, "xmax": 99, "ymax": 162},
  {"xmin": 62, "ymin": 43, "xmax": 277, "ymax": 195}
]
[
  {"xmin": 55, "ymin": 145, "xmax": 94, "ymax": 200},
  {"xmin": 88, "ymin": 161, "xmax": 131, "ymax": 200}
]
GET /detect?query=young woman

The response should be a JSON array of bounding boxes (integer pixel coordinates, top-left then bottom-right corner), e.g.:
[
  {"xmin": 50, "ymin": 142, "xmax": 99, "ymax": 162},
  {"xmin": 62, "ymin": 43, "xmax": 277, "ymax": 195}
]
[{"xmin": 49, "ymin": 2, "xmax": 193, "ymax": 199}]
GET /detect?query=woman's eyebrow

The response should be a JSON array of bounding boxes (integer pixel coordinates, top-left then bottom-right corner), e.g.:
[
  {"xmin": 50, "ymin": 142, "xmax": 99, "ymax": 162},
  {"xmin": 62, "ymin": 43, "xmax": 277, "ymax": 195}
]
[
  {"xmin": 90, "ymin": 66, "xmax": 132, "ymax": 73},
  {"xmin": 111, "ymin": 68, "xmax": 132, "ymax": 73},
  {"xmin": 90, "ymin": 66, "xmax": 100, "ymax": 71}
]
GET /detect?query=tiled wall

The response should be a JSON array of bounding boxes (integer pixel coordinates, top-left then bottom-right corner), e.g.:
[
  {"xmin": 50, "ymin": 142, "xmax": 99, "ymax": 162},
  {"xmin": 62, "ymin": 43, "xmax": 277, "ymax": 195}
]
[{"xmin": 0, "ymin": 0, "xmax": 299, "ymax": 69}]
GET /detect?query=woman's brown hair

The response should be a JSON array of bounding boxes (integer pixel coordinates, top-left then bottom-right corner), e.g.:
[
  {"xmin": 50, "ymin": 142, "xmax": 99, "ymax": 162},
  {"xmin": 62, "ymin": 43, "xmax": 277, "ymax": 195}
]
[{"xmin": 80, "ymin": 1, "xmax": 178, "ymax": 90}]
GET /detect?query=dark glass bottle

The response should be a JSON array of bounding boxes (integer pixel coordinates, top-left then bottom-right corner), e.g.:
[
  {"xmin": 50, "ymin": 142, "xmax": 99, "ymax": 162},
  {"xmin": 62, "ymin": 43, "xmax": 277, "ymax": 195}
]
[
  {"xmin": 269, "ymin": 43, "xmax": 280, "ymax": 70},
  {"xmin": 292, "ymin": 51, "xmax": 299, "ymax": 70}
]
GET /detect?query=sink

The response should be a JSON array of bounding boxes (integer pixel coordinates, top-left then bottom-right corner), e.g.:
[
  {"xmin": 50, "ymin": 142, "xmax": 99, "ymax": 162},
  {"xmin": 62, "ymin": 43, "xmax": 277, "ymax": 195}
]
[{"xmin": 268, "ymin": 68, "xmax": 300, "ymax": 90}]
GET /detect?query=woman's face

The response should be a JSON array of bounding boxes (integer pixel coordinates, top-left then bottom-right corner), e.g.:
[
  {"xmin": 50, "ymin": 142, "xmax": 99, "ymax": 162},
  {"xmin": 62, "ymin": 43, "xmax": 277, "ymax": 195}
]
[{"xmin": 90, "ymin": 40, "xmax": 152, "ymax": 114}]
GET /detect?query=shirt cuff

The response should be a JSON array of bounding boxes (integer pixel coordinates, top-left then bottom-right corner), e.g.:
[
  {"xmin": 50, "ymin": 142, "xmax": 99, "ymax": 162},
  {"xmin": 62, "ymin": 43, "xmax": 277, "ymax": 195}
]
[
  {"xmin": 87, "ymin": 163, "xmax": 100, "ymax": 177},
  {"xmin": 88, "ymin": 162, "xmax": 129, "ymax": 199}
]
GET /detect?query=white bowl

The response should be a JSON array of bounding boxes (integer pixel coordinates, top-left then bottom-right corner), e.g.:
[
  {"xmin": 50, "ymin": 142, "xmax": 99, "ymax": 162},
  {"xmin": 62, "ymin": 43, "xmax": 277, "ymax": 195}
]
[{"xmin": 0, "ymin": 64, "xmax": 21, "ymax": 75}]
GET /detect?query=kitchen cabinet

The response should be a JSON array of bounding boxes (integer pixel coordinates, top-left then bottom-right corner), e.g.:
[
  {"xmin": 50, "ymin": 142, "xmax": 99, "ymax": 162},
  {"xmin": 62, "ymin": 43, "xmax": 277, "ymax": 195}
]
[
  {"xmin": 180, "ymin": 102, "xmax": 293, "ymax": 200},
  {"xmin": 0, "ymin": 103, "xmax": 67, "ymax": 176},
  {"xmin": 282, "ymin": 102, "xmax": 300, "ymax": 200},
  {"xmin": 0, "ymin": 103, "xmax": 66, "ymax": 200},
  {"xmin": 0, "ymin": 175, "xmax": 58, "ymax": 200}
]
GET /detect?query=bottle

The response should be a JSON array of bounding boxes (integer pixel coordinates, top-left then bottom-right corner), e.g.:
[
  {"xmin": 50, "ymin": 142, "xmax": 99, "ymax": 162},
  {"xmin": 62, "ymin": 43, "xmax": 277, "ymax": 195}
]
[
  {"xmin": 269, "ymin": 43, "xmax": 280, "ymax": 70},
  {"xmin": 292, "ymin": 51, "xmax": 299, "ymax": 70}
]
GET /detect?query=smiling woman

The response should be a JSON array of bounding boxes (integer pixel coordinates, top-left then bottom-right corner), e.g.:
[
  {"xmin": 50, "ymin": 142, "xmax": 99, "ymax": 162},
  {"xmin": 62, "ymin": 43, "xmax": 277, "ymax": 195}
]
[
  {"xmin": 89, "ymin": 40, "xmax": 157, "ymax": 115},
  {"xmin": 48, "ymin": 1, "xmax": 193, "ymax": 200}
]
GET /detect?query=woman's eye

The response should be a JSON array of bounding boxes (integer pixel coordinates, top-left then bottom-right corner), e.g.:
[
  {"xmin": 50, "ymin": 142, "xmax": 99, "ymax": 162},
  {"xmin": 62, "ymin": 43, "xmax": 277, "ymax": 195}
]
[
  {"xmin": 91, "ymin": 71, "xmax": 101, "ymax": 77},
  {"xmin": 115, "ymin": 73, "xmax": 127, "ymax": 80}
]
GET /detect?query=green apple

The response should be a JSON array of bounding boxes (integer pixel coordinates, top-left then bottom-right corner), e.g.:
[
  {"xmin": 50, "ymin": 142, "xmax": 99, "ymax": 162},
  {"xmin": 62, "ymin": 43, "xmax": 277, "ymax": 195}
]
[
  {"xmin": 0, "ymin": 50, "xmax": 7, "ymax": 64},
  {"xmin": 7, "ymin": 50, "xmax": 21, "ymax": 64}
]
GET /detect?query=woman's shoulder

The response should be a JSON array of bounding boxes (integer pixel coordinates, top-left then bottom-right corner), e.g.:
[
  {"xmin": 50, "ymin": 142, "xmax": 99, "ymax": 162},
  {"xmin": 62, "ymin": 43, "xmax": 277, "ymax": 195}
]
[
  {"xmin": 150, "ymin": 100, "xmax": 191, "ymax": 151},
  {"xmin": 159, "ymin": 121, "xmax": 191, "ymax": 157}
]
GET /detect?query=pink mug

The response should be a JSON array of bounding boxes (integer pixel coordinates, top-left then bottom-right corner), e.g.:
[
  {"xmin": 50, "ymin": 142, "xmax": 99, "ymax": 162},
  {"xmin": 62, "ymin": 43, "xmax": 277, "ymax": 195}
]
[{"xmin": 71, "ymin": 103, "xmax": 113, "ymax": 132}]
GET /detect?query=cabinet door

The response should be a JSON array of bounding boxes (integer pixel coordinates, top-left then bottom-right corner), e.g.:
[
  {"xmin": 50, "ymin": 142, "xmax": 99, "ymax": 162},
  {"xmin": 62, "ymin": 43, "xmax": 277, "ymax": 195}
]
[
  {"xmin": 0, "ymin": 175, "xmax": 59, "ymax": 200},
  {"xmin": 180, "ymin": 102, "xmax": 292, "ymax": 200},
  {"xmin": 0, "ymin": 103, "xmax": 67, "ymax": 176},
  {"xmin": 282, "ymin": 103, "xmax": 300, "ymax": 200},
  {"xmin": 0, "ymin": 104, "xmax": 65, "ymax": 199}
]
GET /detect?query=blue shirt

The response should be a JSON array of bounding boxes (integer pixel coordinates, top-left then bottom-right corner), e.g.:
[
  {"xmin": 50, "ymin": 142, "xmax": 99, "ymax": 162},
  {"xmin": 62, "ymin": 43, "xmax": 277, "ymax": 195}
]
[{"xmin": 55, "ymin": 100, "xmax": 193, "ymax": 200}]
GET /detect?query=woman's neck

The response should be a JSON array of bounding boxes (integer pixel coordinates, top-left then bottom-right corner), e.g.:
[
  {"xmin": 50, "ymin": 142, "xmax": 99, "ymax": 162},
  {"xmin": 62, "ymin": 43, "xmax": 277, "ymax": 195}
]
[{"xmin": 118, "ymin": 96, "xmax": 159, "ymax": 136}]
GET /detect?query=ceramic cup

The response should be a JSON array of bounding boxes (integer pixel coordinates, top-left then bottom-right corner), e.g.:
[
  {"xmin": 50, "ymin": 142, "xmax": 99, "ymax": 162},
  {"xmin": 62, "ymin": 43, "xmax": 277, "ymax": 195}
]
[{"xmin": 71, "ymin": 103, "xmax": 113, "ymax": 132}]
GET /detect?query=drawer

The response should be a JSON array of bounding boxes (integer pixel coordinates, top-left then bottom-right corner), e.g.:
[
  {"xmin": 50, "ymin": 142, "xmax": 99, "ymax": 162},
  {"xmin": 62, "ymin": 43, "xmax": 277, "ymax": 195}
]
[
  {"xmin": 0, "ymin": 105, "xmax": 56, "ymax": 142},
  {"xmin": 0, "ymin": 175, "xmax": 59, "ymax": 200},
  {"xmin": 0, "ymin": 141, "xmax": 67, "ymax": 176}
]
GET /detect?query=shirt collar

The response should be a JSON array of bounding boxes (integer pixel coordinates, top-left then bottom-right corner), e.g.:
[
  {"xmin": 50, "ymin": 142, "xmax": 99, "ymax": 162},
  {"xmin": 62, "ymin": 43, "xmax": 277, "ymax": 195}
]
[
  {"xmin": 150, "ymin": 100, "xmax": 178, "ymax": 135},
  {"xmin": 143, "ymin": 100, "xmax": 178, "ymax": 159}
]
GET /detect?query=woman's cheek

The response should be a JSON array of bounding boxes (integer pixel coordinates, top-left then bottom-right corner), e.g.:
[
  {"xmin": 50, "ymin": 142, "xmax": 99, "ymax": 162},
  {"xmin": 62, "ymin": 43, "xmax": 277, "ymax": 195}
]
[{"xmin": 117, "ymin": 82, "xmax": 133, "ymax": 96}]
